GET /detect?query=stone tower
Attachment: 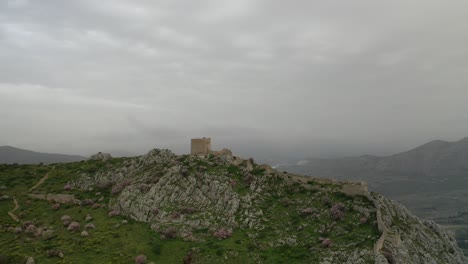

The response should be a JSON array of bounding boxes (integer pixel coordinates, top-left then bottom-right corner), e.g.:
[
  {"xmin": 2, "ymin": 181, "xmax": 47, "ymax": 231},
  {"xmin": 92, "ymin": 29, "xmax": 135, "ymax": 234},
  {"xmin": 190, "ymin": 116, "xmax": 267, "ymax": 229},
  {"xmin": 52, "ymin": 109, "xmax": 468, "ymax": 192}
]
[{"xmin": 191, "ymin": 137, "xmax": 211, "ymax": 155}]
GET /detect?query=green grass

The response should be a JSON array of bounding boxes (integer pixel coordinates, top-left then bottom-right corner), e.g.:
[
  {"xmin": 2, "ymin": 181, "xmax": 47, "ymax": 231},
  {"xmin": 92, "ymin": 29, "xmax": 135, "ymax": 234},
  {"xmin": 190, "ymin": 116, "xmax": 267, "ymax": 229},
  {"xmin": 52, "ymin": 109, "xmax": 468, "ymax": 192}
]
[{"xmin": 0, "ymin": 159, "xmax": 380, "ymax": 263}]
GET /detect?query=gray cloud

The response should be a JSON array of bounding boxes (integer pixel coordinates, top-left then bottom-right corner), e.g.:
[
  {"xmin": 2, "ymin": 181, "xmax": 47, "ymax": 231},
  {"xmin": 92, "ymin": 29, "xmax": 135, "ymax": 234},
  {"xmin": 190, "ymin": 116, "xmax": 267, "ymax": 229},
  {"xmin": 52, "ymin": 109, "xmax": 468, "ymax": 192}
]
[{"xmin": 1, "ymin": 0, "xmax": 468, "ymax": 162}]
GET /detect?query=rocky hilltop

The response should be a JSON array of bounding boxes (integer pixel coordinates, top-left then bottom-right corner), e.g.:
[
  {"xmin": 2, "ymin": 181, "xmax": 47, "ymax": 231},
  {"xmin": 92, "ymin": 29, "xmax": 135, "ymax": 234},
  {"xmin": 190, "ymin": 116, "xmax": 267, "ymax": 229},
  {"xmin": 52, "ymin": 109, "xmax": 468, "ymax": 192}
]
[
  {"xmin": 0, "ymin": 149, "xmax": 466, "ymax": 263},
  {"xmin": 278, "ymin": 138, "xmax": 468, "ymax": 256}
]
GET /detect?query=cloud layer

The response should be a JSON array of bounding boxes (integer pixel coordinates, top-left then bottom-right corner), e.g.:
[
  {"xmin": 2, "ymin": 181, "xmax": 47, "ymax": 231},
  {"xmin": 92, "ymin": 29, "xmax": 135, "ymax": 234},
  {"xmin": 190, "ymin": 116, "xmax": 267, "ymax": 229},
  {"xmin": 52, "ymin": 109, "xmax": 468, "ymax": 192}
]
[{"xmin": 1, "ymin": 0, "xmax": 468, "ymax": 161}]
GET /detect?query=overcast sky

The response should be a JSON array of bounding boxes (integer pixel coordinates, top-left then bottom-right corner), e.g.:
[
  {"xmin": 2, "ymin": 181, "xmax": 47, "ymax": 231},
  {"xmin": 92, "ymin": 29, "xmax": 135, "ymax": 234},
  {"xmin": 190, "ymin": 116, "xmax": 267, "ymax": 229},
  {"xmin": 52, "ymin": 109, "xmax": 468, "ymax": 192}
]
[{"xmin": 1, "ymin": 0, "xmax": 468, "ymax": 161}]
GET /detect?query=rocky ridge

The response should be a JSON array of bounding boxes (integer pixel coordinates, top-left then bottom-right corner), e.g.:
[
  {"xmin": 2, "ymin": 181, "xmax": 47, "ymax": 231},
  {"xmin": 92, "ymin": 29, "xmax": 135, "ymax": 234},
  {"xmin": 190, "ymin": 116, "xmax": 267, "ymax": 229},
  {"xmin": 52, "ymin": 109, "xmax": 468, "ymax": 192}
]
[{"xmin": 70, "ymin": 149, "xmax": 466, "ymax": 263}]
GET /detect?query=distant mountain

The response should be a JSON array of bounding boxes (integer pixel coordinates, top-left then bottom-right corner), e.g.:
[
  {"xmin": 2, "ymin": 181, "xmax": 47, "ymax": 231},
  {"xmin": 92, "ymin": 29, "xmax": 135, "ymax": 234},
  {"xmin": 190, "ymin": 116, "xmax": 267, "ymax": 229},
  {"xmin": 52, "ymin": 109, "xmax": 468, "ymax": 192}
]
[
  {"xmin": 0, "ymin": 146, "xmax": 87, "ymax": 164},
  {"xmin": 277, "ymin": 138, "xmax": 468, "ymax": 256},
  {"xmin": 278, "ymin": 137, "xmax": 468, "ymax": 186}
]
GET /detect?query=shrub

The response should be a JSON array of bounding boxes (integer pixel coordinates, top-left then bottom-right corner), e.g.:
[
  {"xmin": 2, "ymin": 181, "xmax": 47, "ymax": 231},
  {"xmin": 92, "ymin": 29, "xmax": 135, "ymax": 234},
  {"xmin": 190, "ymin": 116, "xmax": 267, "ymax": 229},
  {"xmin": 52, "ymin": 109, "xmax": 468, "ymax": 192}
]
[
  {"xmin": 151, "ymin": 208, "xmax": 160, "ymax": 214},
  {"xmin": 82, "ymin": 199, "xmax": 94, "ymax": 206},
  {"xmin": 51, "ymin": 204, "xmax": 60, "ymax": 210},
  {"xmin": 321, "ymin": 238, "xmax": 332, "ymax": 248},
  {"xmin": 111, "ymin": 179, "xmax": 133, "ymax": 195},
  {"xmin": 63, "ymin": 184, "xmax": 72, "ymax": 191},
  {"xmin": 67, "ymin": 222, "xmax": 80, "ymax": 232},
  {"xmin": 244, "ymin": 174, "xmax": 254, "ymax": 185},
  {"xmin": 213, "ymin": 228, "xmax": 232, "ymax": 240},
  {"xmin": 108, "ymin": 210, "xmax": 121, "ymax": 217},
  {"xmin": 46, "ymin": 249, "xmax": 63, "ymax": 258},
  {"xmin": 301, "ymin": 208, "xmax": 314, "ymax": 215},
  {"xmin": 135, "ymin": 255, "xmax": 147, "ymax": 264},
  {"xmin": 330, "ymin": 203, "xmax": 345, "ymax": 220},
  {"xmin": 170, "ymin": 212, "xmax": 181, "ymax": 220},
  {"xmin": 360, "ymin": 217, "xmax": 368, "ymax": 224},
  {"xmin": 383, "ymin": 250, "xmax": 395, "ymax": 264},
  {"xmin": 229, "ymin": 179, "xmax": 237, "ymax": 187},
  {"xmin": 322, "ymin": 196, "xmax": 331, "ymax": 206},
  {"xmin": 180, "ymin": 207, "xmax": 197, "ymax": 214},
  {"xmin": 183, "ymin": 250, "xmax": 195, "ymax": 264},
  {"xmin": 161, "ymin": 227, "xmax": 177, "ymax": 239}
]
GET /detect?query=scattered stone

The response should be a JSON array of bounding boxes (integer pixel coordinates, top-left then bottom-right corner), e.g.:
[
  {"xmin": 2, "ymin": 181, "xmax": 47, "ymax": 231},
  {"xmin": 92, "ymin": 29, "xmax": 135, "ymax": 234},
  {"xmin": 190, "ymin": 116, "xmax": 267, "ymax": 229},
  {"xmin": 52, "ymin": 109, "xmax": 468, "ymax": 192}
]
[
  {"xmin": 14, "ymin": 227, "xmax": 22, "ymax": 233},
  {"xmin": 25, "ymin": 225, "xmax": 37, "ymax": 234},
  {"xmin": 122, "ymin": 220, "xmax": 128, "ymax": 224},
  {"xmin": 85, "ymin": 223, "xmax": 96, "ymax": 229},
  {"xmin": 26, "ymin": 257, "xmax": 35, "ymax": 264},
  {"xmin": 81, "ymin": 230, "xmax": 89, "ymax": 237},
  {"xmin": 0, "ymin": 195, "xmax": 9, "ymax": 200},
  {"xmin": 67, "ymin": 222, "xmax": 80, "ymax": 232},
  {"xmin": 85, "ymin": 214, "xmax": 93, "ymax": 221},
  {"xmin": 61, "ymin": 215, "xmax": 72, "ymax": 222}
]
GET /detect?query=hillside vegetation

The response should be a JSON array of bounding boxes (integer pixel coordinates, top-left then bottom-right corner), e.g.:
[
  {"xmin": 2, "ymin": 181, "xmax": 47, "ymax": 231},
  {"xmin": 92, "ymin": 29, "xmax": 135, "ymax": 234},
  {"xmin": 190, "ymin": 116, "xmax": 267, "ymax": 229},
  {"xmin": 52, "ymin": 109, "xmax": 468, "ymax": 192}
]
[{"xmin": 0, "ymin": 149, "xmax": 465, "ymax": 263}]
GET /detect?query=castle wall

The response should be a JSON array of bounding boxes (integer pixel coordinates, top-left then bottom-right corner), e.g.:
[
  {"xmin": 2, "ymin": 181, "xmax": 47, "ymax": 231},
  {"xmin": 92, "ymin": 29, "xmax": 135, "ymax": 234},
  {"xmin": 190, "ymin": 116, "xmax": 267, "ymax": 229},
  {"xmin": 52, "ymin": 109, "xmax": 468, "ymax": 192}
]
[{"xmin": 191, "ymin": 138, "xmax": 211, "ymax": 155}]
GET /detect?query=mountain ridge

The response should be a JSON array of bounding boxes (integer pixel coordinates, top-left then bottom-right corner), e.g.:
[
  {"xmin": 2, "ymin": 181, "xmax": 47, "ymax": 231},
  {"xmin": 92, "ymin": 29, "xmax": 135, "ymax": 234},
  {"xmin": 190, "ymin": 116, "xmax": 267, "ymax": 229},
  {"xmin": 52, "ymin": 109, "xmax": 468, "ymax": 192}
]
[{"xmin": 0, "ymin": 146, "xmax": 87, "ymax": 165}]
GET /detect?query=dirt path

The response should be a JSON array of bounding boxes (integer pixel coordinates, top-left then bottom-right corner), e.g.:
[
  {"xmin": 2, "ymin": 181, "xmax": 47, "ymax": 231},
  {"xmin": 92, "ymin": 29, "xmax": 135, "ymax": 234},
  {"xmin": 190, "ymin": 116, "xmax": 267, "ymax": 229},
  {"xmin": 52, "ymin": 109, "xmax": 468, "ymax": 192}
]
[
  {"xmin": 7, "ymin": 197, "xmax": 19, "ymax": 222},
  {"xmin": 29, "ymin": 167, "xmax": 55, "ymax": 191}
]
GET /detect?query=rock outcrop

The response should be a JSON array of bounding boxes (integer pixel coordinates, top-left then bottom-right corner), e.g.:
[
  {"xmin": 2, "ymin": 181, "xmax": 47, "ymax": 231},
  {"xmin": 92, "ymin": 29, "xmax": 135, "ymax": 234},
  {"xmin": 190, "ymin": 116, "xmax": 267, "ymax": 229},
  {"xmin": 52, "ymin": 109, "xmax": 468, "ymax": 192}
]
[{"xmin": 71, "ymin": 148, "xmax": 466, "ymax": 263}]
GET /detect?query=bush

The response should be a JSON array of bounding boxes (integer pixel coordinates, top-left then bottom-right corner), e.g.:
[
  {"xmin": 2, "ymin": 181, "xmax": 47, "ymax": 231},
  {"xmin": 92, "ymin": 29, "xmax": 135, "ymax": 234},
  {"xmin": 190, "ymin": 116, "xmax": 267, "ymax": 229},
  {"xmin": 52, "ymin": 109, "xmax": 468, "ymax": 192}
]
[
  {"xmin": 51, "ymin": 204, "xmax": 60, "ymax": 210},
  {"xmin": 229, "ymin": 179, "xmax": 237, "ymax": 187},
  {"xmin": 135, "ymin": 255, "xmax": 147, "ymax": 264},
  {"xmin": 183, "ymin": 250, "xmax": 195, "ymax": 264},
  {"xmin": 322, "ymin": 196, "xmax": 331, "ymax": 206},
  {"xmin": 180, "ymin": 207, "xmax": 197, "ymax": 214},
  {"xmin": 320, "ymin": 238, "xmax": 332, "ymax": 248},
  {"xmin": 46, "ymin": 249, "xmax": 63, "ymax": 258},
  {"xmin": 63, "ymin": 184, "xmax": 72, "ymax": 191},
  {"xmin": 330, "ymin": 203, "xmax": 345, "ymax": 220},
  {"xmin": 108, "ymin": 210, "xmax": 121, "ymax": 217},
  {"xmin": 244, "ymin": 174, "xmax": 254, "ymax": 185},
  {"xmin": 301, "ymin": 208, "xmax": 314, "ymax": 215},
  {"xmin": 161, "ymin": 227, "xmax": 177, "ymax": 239},
  {"xmin": 111, "ymin": 179, "xmax": 133, "ymax": 195},
  {"xmin": 383, "ymin": 250, "xmax": 395, "ymax": 264},
  {"xmin": 213, "ymin": 228, "xmax": 232, "ymax": 240}
]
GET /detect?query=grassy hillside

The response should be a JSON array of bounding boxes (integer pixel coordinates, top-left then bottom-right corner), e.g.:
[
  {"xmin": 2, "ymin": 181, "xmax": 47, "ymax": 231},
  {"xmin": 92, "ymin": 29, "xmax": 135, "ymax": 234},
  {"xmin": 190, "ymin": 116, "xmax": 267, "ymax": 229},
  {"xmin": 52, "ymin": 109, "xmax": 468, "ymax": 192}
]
[{"xmin": 0, "ymin": 155, "xmax": 382, "ymax": 263}]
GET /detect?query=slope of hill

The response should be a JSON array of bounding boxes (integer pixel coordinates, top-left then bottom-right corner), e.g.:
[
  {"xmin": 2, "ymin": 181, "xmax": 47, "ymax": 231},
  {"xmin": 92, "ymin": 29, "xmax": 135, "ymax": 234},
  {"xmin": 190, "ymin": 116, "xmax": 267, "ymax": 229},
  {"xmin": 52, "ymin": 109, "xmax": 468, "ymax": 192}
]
[
  {"xmin": 277, "ymin": 138, "xmax": 468, "ymax": 256},
  {"xmin": 0, "ymin": 146, "xmax": 86, "ymax": 165},
  {"xmin": 0, "ymin": 149, "xmax": 465, "ymax": 263}
]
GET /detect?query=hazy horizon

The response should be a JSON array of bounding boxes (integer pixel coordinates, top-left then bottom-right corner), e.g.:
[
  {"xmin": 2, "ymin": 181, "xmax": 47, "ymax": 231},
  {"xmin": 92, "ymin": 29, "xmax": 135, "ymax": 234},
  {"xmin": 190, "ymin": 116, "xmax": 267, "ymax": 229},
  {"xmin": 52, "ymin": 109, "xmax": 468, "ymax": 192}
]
[{"xmin": 2, "ymin": 0, "xmax": 468, "ymax": 163}]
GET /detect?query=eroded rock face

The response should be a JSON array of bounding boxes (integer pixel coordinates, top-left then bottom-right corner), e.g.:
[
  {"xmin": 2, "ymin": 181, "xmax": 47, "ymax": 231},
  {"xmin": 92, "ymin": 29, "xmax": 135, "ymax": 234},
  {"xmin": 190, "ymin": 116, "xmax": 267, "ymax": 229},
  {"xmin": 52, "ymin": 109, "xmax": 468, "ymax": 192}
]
[{"xmin": 372, "ymin": 194, "xmax": 466, "ymax": 264}]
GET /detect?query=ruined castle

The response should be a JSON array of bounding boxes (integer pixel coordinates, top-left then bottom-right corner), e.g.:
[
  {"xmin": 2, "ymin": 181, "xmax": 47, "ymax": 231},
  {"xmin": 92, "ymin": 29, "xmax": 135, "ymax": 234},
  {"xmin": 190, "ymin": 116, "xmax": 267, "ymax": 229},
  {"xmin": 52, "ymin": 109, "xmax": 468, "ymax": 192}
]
[{"xmin": 191, "ymin": 137, "xmax": 212, "ymax": 155}]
